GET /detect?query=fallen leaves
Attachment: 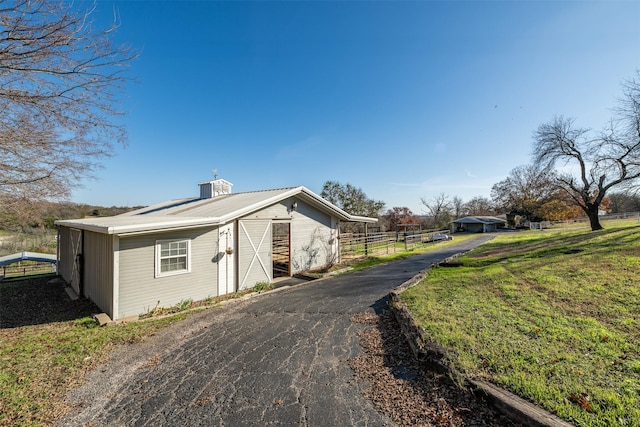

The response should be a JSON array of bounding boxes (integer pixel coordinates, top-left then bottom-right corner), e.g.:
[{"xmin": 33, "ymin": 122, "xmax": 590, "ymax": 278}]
[
  {"xmin": 569, "ymin": 392, "xmax": 593, "ymax": 412},
  {"xmin": 348, "ymin": 310, "xmax": 519, "ymax": 426}
]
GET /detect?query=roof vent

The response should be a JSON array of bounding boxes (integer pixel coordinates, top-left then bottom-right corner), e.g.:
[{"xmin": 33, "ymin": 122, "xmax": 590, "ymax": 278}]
[{"xmin": 199, "ymin": 179, "xmax": 233, "ymax": 199}]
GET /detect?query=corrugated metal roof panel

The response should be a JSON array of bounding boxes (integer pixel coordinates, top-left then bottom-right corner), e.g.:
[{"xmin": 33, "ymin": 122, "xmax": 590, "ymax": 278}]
[
  {"xmin": 156, "ymin": 188, "xmax": 298, "ymax": 218},
  {"xmin": 451, "ymin": 216, "xmax": 506, "ymax": 224},
  {"xmin": 56, "ymin": 186, "xmax": 378, "ymax": 235},
  {"xmin": 118, "ymin": 198, "xmax": 199, "ymax": 216}
]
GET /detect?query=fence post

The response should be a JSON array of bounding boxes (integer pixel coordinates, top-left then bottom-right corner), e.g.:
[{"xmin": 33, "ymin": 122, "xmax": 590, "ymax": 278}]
[{"xmin": 364, "ymin": 224, "xmax": 368, "ymax": 256}]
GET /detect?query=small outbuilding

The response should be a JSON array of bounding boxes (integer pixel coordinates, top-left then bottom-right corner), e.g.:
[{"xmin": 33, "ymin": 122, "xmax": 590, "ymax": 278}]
[
  {"xmin": 56, "ymin": 179, "xmax": 376, "ymax": 321},
  {"xmin": 450, "ymin": 216, "xmax": 506, "ymax": 233}
]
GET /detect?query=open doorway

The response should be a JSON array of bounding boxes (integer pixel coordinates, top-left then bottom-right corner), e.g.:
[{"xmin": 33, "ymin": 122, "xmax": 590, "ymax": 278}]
[{"xmin": 272, "ymin": 222, "xmax": 290, "ymax": 278}]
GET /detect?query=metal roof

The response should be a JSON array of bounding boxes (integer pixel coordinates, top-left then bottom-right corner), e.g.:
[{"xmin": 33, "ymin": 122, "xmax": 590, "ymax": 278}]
[
  {"xmin": 0, "ymin": 251, "xmax": 57, "ymax": 267},
  {"xmin": 56, "ymin": 186, "xmax": 377, "ymax": 235},
  {"xmin": 450, "ymin": 216, "xmax": 506, "ymax": 224}
]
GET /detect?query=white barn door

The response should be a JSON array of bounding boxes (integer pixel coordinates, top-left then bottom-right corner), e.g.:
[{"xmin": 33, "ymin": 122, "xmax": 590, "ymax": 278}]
[
  {"xmin": 217, "ymin": 223, "xmax": 235, "ymax": 296},
  {"xmin": 238, "ymin": 219, "xmax": 271, "ymax": 290}
]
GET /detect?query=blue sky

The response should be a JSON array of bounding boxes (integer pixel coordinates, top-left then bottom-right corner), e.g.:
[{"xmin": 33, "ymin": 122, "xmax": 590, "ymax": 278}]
[{"xmin": 75, "ymin": 0, "xmax": 640, "ymax": 214}]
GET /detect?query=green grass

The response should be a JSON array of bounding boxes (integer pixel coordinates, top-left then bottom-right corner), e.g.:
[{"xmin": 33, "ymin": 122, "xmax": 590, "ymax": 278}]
[
  {"xmin": 400, "ymin": 220, "xmax": 640, "ymax": 427},
  {"xmin": 0, "ymin": 313, "xmax": 189, "ymax": 426}
]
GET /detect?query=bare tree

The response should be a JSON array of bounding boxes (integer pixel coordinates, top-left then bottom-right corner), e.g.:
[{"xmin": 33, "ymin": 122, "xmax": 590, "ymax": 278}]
[
  {"xmin": 533, "ymin": 72, "xmax": 640, "ymax": 231},
  {"xmin": 451, "ymin": 195, "xmax": 465, "ymax": 219},
  {"xmin": 464, "ymin": 196, "xmax": 494, "ymax": 216},
  {"xmin": 608, "ymin": 191, "xmax": 640, "ymax": 213},
  {"xmin": 0, "ymin": 0, "xmax": 136, "ymax": 202},
  {"xmin": 420, "ymin": 192, "xmax": 452, "ymax": 229}
]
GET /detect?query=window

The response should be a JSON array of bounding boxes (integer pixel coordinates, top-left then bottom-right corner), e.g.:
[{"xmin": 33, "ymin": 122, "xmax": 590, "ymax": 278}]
[{"xmin": 155, "ymin": 239, "xmax": 191, "ymax": 277}]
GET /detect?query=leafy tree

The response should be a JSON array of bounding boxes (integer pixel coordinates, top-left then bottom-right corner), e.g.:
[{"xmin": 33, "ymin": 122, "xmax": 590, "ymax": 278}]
[
  {"xmin": 533, "ymin": 72, "xmax": 640, "ymax": 231},
  {"xmin": 0, "ymin": 0, "xmax": 136, "ymax": 203},
  {"xmin": 320, "ymin": 181, "xmax": 385, "ymax": 218},
  {"xmin": 381, "ymin": 207, "xmax": 420, "ymax": 231},
  {"xmin": 420, "ymin": 192, "xmax": 452, "ymax": 229},
  {"xmin": 534, "ymin": 196, "xmax": 583, "ymax": 221},
  {"xmin": 491, "ymin": 164, "xmax": 561, "ymax": 222}
]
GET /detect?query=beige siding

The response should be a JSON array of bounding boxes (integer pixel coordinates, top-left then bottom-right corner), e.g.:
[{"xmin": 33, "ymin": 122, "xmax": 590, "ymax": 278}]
[
  {"xmin": 83, "ymin": 231, "xmax": 114, "ymax": 316},
  {"xmin": 241, "ymin": 198, "xmax": 292, "ymax": 220},
  {"xmin": 245, "ymin": 199, "xmax": 338, "ymax": 275},
  {"xmin": 289, "ymin": 200, "xmax": 337, "ymax": 273},
  {"xmin": 118, "ymin": 227, "xmax": 218, "ymax": 319}
]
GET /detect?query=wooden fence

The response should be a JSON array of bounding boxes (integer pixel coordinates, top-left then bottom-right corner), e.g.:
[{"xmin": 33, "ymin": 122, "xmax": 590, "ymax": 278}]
[
  {"xmin": 339, "ymin": 229, "xmax": 451, "ymax": 260},
  {"xmin": 1, "ymin": 261, "xmax": 57, "ymax": 279},
  {"xmin": 529, "ymin": 213, "xmax": 640, "ymax": 230}
]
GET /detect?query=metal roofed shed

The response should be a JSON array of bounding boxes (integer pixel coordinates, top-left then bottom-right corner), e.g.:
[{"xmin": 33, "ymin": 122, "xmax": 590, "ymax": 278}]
[
  {"xmin": 450, "ymin": 216, "xmax": 507, "ymax": 233},
  {"xmin": 55, "ymin": 179, "xmax": 377, "ymax": 321}
]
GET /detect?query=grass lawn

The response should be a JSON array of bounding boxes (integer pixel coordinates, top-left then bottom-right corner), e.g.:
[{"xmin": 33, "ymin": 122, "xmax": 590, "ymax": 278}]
[{"xmin": 400, "ymin": 220, "xmax": 640, "ymax": 427}]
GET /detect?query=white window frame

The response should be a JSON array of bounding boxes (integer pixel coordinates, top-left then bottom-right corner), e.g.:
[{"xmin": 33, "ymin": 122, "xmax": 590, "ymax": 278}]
[{"xmin": 155, "ymin": 239, "xmax": 191, "ymax": 278}]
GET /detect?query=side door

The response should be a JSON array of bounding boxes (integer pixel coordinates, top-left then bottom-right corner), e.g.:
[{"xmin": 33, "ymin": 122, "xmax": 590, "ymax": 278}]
[
  {"xmin": 217, "ymin": 223, "xmax": 236, "ymax": 296},
  {"xmin": 69, "ymin": 228, "xmax": 83, "ymax": 295},
  {"xmin": 238, "ymin": 219, "xmax": 271, "ymax": 290}
]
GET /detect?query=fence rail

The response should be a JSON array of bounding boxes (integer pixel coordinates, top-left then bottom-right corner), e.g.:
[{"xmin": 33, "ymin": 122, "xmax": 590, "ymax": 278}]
[
  {"xmin": 529, "ymin": 213, "xmax": 640, "ymax": 230},
  {"xmin": 1, "ymin": 261, "xmax": 57, "ymax": 279},
  {"xmin": 338, "ymin": 229, "xmax": 451, "ymax": 260}
]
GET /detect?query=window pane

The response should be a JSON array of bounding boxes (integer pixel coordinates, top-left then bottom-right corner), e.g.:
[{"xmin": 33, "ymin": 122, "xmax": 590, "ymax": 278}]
[{"xmin": 158, "ymin": 240, "xmax": 189, "ymax": 275}]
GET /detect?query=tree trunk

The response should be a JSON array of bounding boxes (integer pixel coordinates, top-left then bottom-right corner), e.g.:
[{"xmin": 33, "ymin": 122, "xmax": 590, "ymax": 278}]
[{"xmin": 587, "ymin": 204, "xmax": 603, "ymax": 231}]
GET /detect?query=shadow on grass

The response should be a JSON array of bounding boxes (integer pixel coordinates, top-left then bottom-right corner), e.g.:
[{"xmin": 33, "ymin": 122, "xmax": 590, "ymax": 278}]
[
  {"xmin": 468, "ymin": 226, "xmax": 639, "ymax": 266},
  {"xmin": 0, "ymin": 276, "xmax": 100, "ymax": 328}
]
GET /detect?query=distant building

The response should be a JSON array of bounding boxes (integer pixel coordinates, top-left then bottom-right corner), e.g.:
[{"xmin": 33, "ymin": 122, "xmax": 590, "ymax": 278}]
[{"xmin": 450, "ymin": 216, "xmax": 506, "ymax": 233}]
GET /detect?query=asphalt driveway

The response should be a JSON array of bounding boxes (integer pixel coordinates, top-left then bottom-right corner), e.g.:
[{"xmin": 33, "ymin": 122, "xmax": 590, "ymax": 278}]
[{"xmin": 58, "ymin": 235, "xmax": 495, "ymax": 426}]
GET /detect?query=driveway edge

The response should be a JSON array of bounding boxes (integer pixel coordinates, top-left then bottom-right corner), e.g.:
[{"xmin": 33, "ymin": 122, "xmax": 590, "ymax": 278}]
[{"xmin": 388, "ymin": 255, "xmax": 575, "ymax": 427}]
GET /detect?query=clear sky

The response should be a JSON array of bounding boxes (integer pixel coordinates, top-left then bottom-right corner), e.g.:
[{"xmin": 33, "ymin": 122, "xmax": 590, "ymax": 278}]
[{"xmin": 74, "ymin": 0, "xmax": 640, "ymax": 214}]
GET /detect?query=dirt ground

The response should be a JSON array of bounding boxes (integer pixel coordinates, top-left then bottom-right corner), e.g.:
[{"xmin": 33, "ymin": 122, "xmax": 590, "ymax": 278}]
[
  {"xmin": 0, "ymin": 275, "xmax": 98, "ymax": 328},
  {"xmin": 349, "ymin": 311, "xmax": 520, "ymax": 427}
]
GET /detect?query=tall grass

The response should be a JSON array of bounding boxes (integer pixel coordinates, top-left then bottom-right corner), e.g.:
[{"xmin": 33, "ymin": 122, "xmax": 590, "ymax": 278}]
[{"xmin": 0, "ymin": 230, "xmax": 57, "ymax": 257}]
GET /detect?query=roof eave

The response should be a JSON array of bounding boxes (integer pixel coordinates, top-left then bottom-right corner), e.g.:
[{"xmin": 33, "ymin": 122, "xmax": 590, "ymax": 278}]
[
  {"xmin": 297, "ymin": 187, "xmax": 377, "ymax": 222},
  {"xmin": 56, "ymin": 217, "xmax": 222, "ymax": 236},
  {"xmin": 346, "ymin": 215, "xmax": 378, "ymax": 223}
]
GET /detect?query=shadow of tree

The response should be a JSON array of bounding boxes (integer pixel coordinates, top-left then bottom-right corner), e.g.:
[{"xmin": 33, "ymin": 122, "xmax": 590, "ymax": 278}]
[
  {"xmin": 468, "ymin": 227, "xmax": 637, "ymax": 266},
  {"xmin": 0, "ymin": 276, "xmax": 99, "ymax": 328}
]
